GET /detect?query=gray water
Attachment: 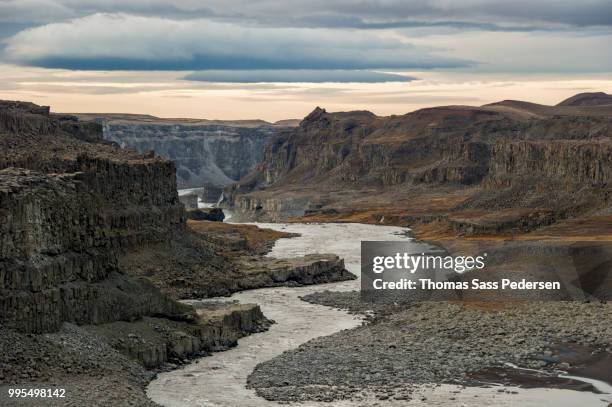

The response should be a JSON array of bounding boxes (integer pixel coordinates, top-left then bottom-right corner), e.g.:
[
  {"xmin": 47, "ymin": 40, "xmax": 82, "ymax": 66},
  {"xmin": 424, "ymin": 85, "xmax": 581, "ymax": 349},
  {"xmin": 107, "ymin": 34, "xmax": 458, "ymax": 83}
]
[{"xmin": 147, "ymin": 222, "xmax": 611, "ymax": 407}]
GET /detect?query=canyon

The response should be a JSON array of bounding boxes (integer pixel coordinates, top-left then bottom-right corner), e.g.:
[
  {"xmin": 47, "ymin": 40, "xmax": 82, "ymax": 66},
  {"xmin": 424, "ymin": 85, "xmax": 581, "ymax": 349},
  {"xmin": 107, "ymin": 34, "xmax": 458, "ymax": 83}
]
[
  {"xmin": 2, "ymin": 92, "xmax": 612, "ymax": 406},
  {"xmin": 75, "ymin": 113, "xmax": 298, "ymax": 200}
]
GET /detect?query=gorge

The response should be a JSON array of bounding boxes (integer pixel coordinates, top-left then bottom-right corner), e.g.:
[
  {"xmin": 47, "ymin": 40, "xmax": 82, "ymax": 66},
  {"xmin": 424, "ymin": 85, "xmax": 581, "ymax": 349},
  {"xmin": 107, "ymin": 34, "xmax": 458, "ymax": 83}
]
[
  {"xmin": 75, "ymin": 113, "xmax": 298, "ymax": 200},
  {"xmin": 0, "ymin": 101, "xmax": 348, "ymax": 405}
]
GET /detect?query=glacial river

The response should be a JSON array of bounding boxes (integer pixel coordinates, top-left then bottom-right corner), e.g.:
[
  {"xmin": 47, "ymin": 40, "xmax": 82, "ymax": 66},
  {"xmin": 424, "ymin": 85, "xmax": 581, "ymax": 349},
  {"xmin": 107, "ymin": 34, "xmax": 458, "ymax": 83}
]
[{"xmin": 147, "ymin": 221, "xmax": 611, "ymax": 407}]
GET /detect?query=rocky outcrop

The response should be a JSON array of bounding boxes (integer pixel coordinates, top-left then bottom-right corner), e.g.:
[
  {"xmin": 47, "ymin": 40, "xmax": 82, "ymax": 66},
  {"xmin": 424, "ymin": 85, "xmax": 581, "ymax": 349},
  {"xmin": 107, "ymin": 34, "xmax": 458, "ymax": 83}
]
[
  {"xmin": 121, "ymin": 235, "xmax": 354, "ymax": 299},
  {"xmin": 486, "ymin": 140, "xmax": 612, "ymax": 188},
  {"xmin": 186, "ymin": 207, "xmax": 225, "ymax": 221},
  {"xmin": 229, "ymin": 106, "xmax": 518, "ymax": 191},
  {"xmin": 77, "ymin": 113, "xmax": 297, "ymax": 194},
  {"xmin": 227, "ymin": 193, "xmax": 312, "ymax": 222},
  {"xmin": 84, "ymin": 304, "xmax": 271, "ymax": 369},
  {"xmin": 235, "ymin": 254, "xmax": 354, "ymax": 290}
]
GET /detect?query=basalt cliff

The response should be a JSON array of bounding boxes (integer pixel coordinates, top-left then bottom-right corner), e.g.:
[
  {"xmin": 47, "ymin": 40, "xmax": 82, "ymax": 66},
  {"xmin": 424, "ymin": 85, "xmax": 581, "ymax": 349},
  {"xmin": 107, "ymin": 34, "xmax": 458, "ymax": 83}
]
[
  {"xmin": 0, "ymin": 101, "xmax": 348, "ymax": 404},
  {"xmin": 225, "ymin": 92, "xmax": 612, "ymax": 300},
  {"xmin": 75, "ymin": 113, "xmax": 298, "ymax": 199}
]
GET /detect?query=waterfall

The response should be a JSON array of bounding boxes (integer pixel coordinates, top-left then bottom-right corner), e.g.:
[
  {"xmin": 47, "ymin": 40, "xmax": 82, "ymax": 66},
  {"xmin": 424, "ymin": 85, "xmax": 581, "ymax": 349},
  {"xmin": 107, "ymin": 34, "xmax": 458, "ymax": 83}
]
[{"xmin": 215, "ymin": 191, "xmax": 224, "ymax": 207}]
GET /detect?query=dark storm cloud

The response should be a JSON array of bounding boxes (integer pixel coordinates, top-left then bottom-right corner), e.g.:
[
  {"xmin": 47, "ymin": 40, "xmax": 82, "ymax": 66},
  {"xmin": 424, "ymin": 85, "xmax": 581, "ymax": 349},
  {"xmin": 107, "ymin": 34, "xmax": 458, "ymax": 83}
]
[
  {"xmin": 253, "ymin": 0, "xmax": 612, "ymax": 28},
  {"xmin": 465, "ymin": 0, "xmax": 612, "ymax": 27},
  {"xmin": 185, "ymin": 70, "xmax": 416, "ymax": 83},
  {"xmin": 4, "ymin": 14, "xmax": 471, "ymax": 71},
  {"xmin": 1, "ymin": 0, "xmax": 611, "ymax": 29}
]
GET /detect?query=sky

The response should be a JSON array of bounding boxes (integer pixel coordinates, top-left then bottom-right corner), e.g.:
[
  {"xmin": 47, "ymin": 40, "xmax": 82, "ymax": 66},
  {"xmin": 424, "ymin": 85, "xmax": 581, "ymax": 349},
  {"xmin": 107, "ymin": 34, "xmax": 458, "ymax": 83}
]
[{"xmin": 0, "ymin": 0, "xmax": 611, "ymax": 121}]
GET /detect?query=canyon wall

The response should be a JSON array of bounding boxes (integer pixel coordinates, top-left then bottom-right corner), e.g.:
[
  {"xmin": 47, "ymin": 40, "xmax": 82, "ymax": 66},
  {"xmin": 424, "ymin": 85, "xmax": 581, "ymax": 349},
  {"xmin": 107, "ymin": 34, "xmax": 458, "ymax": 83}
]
[
  {"xmin": 223, "ymin": 94, "xmax": 612, "ymax": 301},
  {"xmin": 225, "ymin": 94, "xmax": 612, "ymax": 230},
  {"xmin": 0, "ymin": 102, "xmax": 191, "ymax": 334},
  {"xmin": 77, "ymin": 114, "xmax": 297, "ymax": 199}
]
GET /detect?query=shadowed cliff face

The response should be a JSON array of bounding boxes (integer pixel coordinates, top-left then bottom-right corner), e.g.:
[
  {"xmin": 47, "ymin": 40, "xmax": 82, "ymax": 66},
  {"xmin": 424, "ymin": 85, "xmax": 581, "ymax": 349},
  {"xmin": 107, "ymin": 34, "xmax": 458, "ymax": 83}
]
[
  {"xmin": 0, "ymin": 102, "xmax": 348, "ymax": 334},
  {"xmin": 103, "ymin": 123, "xmax": 273, "ymax": 191},
  {"xmin": 75, "ymin": 114, "xmax": 298, "ymax": 199},
  {"xmin": 0, "ymin": 102, "xmax": 192, "ymax": 333}
]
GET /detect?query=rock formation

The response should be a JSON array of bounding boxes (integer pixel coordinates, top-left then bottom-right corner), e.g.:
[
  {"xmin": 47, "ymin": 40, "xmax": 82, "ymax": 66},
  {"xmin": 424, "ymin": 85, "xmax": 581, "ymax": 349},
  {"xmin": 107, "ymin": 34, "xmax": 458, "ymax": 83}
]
[
  {"xmin": 0, "ymin": 102, "xmax": 189, "ymax": 333},
  {"xmin": 186, "ymin": 207, "xmax": 225, "ymax": 221}
]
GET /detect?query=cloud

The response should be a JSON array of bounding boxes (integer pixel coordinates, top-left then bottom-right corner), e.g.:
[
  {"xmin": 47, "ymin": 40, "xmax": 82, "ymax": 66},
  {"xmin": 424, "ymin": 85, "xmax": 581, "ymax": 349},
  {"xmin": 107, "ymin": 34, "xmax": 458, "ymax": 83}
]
[
  {"xmin": 213, "ymin": 0, "xmax": 612, "ymax": 29},
  {"xmin": 290, "ymin": 17, "xmax": 546, "ymax": 32},
  {"xmin": 0, "ymin": 0, "xmax": 211, "ymax": 23},
  {"xmin": 3, "ymin": 13, "xmax": 470, "ymax": 72},
  {"xmin": 409, "ymin": 30, "xmax": 612, "ymax": 74},
  {"xmin": 184, "ymin": 70, "xmax": 415, "ymax": 83},
  {"xmin": 2, "ymin": 0, "xmax": 612, "ymax": 29},
  {"xmin": 0, "ymin": 0, "xmax": 74, "ymax": 23}
]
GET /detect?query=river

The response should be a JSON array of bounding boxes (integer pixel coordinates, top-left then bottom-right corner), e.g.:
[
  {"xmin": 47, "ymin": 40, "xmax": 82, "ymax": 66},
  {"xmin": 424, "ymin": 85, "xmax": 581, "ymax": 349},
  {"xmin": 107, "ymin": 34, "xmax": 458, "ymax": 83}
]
[{"xmin": 147, "ymin": 221, "xmax": 611, "ymax": 407}]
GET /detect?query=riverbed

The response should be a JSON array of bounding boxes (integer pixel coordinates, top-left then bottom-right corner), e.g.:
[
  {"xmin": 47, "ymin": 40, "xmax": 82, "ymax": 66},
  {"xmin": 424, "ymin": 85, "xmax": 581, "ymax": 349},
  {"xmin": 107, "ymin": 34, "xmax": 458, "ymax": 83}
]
[{"xmin": 147, "ymin": 221, "xmax": 611, "ymax": 407}]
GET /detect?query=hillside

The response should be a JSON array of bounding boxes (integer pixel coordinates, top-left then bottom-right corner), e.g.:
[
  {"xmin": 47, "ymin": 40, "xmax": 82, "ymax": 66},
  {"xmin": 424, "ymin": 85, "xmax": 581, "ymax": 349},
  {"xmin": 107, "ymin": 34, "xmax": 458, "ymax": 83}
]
[
  {"xmin": 557, "ymin": 91, "xmax": 612, "ymax": 107},
  {"xmin": 226, "ymin": 93, "xmax": 612, "ymax": 225}
]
